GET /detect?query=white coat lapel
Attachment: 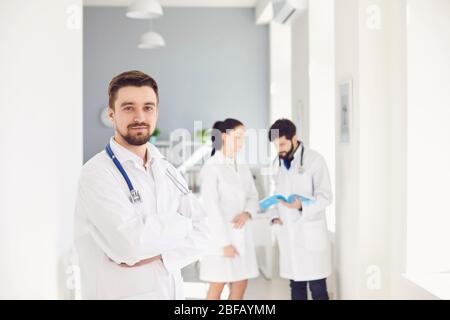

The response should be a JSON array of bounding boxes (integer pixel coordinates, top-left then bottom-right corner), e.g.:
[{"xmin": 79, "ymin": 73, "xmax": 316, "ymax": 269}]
[{"xmin": 150, "ymin": 158, "xmax": 167, "ymax": 214}]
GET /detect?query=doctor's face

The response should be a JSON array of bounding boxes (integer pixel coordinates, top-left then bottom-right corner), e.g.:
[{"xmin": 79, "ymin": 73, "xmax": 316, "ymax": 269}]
[
  {"xmin": 109, "ymin": 86, "xmax": 158, "ymax": 146},
  {"xmin": 273, "ymin": 136, "xmax": 295, "ymax": 159},
  {"xmin": 223, "ymin": 125, "xmax": 246, "ymax": 156}
]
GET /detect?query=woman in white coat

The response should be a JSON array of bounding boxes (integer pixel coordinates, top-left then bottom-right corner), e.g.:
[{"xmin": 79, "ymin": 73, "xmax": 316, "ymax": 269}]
[
  {"xmin": 199, "ymin": 118, "xmax": 260, "ymax": 300},
  {"xmin": 268, "ymin": 119, "xmax": 333, "ymax": 300}
]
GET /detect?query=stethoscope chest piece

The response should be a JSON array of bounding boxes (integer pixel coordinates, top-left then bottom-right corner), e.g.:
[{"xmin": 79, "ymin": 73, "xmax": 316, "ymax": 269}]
[
  {"xmin": 106, "ymin": 143, "xmax": 143, "ymax": 204},
  {"xmin": 129, "ymin": 189, "xmax": 142, "ymax": 203}
]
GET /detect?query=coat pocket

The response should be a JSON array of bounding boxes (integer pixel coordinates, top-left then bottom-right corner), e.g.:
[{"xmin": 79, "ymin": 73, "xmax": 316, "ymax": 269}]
[
  {"xmin": 291, "ymin": 171, "xmax": 314, "ymax": 198},
  {"xmin": 303, "ymin": 220, "xmax": 328, "ymax": 252},
  {"xmin": 230, "ymin": 227, "xmax": 246, "ymax": 256}
]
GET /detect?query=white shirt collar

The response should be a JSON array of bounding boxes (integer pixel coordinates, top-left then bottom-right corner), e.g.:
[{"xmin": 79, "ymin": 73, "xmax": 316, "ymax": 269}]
[
  {"xmin": 213, "ymin": 150, "xmax": 238, "ymax": 170},
  {"xmin": 109, "ymin": 137, "xmax": 164, "ymax": 168}
]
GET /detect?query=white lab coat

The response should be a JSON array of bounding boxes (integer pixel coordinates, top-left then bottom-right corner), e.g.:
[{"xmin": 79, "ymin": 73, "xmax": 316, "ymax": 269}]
[
  {"xmin": 270, "ymin": 143, "xmax": 333, "ymax": 282},
  {"xmin": 198, "ymin": 151, "xmax": 260, "ymax": 283},
  {"xmin": 74, "ymin": 138, "xmax": 209, "ymax": 300}
]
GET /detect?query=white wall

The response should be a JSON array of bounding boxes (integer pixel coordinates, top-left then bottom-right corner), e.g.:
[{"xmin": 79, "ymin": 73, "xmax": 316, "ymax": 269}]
[
  {"xmin": 308, "ymin": 0, "xmax": 336, "ymax": 232},
  {"xmin": 0, "ymin": 0, "xmax": 82, "ymax": 299},
  {"xmin": 388, "ymin": 0, "xmax": 438, "ymax": 300},
  {"xmin": 83, "ymin": 7, "xmax": 270, "ymax": 159},
  {"xmin": 406, "ymin": 0, "xmax": 450, "ymax": 275},
  {"xmin": 334, "ymin": 0, "xmax": 438, "ymax": 299}
]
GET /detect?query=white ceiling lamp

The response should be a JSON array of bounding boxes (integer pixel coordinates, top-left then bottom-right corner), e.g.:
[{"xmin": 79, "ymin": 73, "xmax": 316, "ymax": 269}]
[
  {"xmin": 138, "ymin": 31, "xmax": 166, "ymax": 49},
  {"xmin": 126, "ymin": 0, "xmax": 165, "ymax": 49},
  {"xmin": 126, "ymin": 0, "xmax": 163, "ymax": 19}
]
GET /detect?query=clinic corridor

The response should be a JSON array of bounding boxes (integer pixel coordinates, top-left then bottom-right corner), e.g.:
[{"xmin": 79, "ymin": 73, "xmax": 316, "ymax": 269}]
[{"xmin": 0, "ymin": 0, "xmax": 449, "ymax": 302}]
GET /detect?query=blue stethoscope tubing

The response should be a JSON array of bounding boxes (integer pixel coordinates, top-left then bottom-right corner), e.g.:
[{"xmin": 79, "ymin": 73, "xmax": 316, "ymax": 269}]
[
  {"xmin": 105, "ymin": 143, "xmax": 190, "ymax": 203},
  {"xmin": 106, "ymin": 144, "xmax": 135, "ymax": 194},
  {"xmin": 105, "ymin": 143, "xmax": 142, "ymax": 203}
]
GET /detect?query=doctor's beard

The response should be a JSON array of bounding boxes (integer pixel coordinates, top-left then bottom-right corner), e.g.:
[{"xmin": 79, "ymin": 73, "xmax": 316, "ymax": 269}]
[
  {"xmin": 278, "ymin": 142, "xmax": 296, "ymax": 160},
  {"xmin": 119, "ymin": 122, "xmax": 152, "ymax": 146}
]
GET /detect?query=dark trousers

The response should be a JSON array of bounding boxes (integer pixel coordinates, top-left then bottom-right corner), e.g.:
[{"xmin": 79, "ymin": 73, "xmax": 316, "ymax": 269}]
[{"xmin": 290, "ymin": 278, "xmax": 329, "ymax": 300}]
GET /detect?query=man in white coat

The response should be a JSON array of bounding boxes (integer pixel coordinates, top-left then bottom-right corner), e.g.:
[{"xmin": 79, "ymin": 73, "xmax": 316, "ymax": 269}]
[
  {"xmin": 268, "ymin": 119, "xmax": 333, "ymax": 300},
  {"xmin": 74, "ymin": 70, "xmax": 209, "ymax": 299}
]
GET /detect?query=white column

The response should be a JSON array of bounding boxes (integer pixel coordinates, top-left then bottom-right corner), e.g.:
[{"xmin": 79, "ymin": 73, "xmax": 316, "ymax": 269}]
[
  {"xmin": 356, "ymin": 0, "xmax": 394, "ymax": 299},
  {"xmin": 269, "ymin": 22, "xmax": 292, "ymax": 124},
  {"xmin": 334, "ymin": 0, "xmax": 360, "ymax": 299},
  {"xmin": 0, "ymin": 0, "xmax": 82, "ymax": 299},
  {"xmin": 291, "ymin": 13, "xmax": 309, "ymax": 144},
  {"xmin": 268, "ymin": 21, "xmax": 292, "ymax": 164},
  {"xmin": 308, "ymin": 0, "xmax": 336, "ymax": 231}
]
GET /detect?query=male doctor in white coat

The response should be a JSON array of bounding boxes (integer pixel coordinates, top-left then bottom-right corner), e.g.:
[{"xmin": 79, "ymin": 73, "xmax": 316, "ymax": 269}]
[
  {"xmin": 74, "ymin": 70, "xmax": 209, "ymax": 299},
  {"xmin": 268, "ymin": 119, "xmax": 333, "ymax": 300}
]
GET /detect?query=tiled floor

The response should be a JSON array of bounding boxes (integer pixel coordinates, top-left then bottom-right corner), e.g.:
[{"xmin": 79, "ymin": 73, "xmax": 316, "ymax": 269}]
[
  {"xmin": 181, "ymin": 248, "xmax": 291, "ymax": 300},
  {"xmin": 244, "ymin": 273, "xmax": 291, "ymax": 300}
]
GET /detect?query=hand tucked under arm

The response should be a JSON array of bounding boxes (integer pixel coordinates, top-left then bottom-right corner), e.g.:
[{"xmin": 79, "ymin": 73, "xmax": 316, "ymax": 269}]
[{"xmin": 110, "ymin": 255, "xmax": 162, "ymax": 268}]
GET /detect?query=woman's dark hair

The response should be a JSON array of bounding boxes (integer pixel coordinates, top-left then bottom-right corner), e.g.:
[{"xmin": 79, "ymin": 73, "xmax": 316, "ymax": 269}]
[
  {"xmin": 210, "ymin": 118, "xmax": 244, "ymax": 156},
  {"xmin": 268, "ymin": 118, "xmax": 297, "ymax": 142}
]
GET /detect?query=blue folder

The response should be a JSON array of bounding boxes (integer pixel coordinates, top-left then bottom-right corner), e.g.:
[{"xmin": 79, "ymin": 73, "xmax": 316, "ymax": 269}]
[{"xmin": 259, "ymin": 194, "xmax": 315, "ymax": 210}]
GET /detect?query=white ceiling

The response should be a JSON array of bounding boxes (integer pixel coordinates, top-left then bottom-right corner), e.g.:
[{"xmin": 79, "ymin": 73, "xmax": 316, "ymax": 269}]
[{"xmin": 83, "ymin": 0, "xmax": 259, "ymax": 7}]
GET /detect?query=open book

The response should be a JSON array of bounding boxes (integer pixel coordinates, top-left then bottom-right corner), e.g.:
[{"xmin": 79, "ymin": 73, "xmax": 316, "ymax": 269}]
[{"xmin": 259, "ymin": 194, "xmax": 315, "ymax": 210}]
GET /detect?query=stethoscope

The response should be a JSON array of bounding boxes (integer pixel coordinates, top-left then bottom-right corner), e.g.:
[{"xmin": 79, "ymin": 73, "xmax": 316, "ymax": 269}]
[
  {"xmin": 274, "ymin": 141, "xmax": 305, "ymax": 174},
  {"xmin": 105, "ymin": 143, "xmax": 190, "ymax": 204}
]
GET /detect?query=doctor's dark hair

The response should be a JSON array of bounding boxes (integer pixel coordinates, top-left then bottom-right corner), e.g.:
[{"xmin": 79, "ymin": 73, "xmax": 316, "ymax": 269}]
[
  {"xmin": 108, "ymin": 70, "xmax": 159, "ymax": 110},
  {"xmin": 268, "ymin": 118, "xmax": 297, "ymax": 142},
  {"xmin": 210, "ymin": 118, "xmax": 244, "ymax": 157}
]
